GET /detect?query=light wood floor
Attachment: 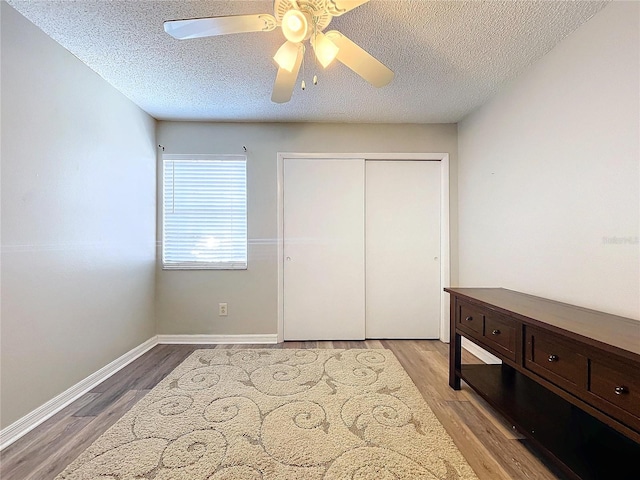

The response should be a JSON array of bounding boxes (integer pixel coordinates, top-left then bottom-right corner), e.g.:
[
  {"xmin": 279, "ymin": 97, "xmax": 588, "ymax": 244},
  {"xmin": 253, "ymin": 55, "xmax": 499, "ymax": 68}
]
[{"xmin": 0, "ymin": 340, "xmax": 566, "ymax": 479}]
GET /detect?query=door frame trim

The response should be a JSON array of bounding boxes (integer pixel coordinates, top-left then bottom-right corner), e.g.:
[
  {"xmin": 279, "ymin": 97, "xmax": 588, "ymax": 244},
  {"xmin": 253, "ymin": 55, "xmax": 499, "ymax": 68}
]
[{"xmin": 276, "ymin": 153, "xmax": 451, "ymax": 344}]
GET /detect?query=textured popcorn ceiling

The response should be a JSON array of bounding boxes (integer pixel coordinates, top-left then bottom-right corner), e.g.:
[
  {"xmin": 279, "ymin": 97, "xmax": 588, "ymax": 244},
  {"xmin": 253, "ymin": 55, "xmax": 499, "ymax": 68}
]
[{"xmin": 7, "ymin": 0, "xmax": 609, "ymax": 123}]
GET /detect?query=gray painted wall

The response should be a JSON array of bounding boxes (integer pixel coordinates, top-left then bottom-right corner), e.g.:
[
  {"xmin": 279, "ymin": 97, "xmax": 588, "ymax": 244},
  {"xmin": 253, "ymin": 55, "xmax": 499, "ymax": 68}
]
[
  {"xmin": 1, "ymin": 3, "xmax": 157, "ymax": 428},
  {"xmin": 155, "ymin": 122, "xmax": 458, "ymax": 335},
  {"xmin": 458, "ymin": 1, "xmax": 639, "ymax": 320}
]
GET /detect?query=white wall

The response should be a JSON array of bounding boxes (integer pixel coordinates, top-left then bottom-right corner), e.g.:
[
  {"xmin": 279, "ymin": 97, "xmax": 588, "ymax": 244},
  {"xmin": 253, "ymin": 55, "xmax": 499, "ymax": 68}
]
[
  {"xmin": 156, "ymin": 122, "xmax": 458, "ymax": 335},
  {"xmin": 1, "ymin": 3, "xmax": 157, "ymax": 428},
  {"xmin": 458, "ymin": 1, "xmax": 639, "ymax": 320}
]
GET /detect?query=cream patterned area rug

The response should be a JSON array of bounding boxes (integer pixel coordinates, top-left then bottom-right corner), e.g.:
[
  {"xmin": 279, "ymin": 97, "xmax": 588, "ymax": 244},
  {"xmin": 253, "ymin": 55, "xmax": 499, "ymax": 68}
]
[{"xmin": 56, "ymin": 349, "xmax": 478, "ymax": 479}]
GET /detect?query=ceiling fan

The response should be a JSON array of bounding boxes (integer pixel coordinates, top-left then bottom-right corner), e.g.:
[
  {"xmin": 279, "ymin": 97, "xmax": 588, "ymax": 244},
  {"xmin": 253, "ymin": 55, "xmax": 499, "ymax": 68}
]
[{"xmin": 164, "ymin": 0, "xmax": 394, "ymax": 103}]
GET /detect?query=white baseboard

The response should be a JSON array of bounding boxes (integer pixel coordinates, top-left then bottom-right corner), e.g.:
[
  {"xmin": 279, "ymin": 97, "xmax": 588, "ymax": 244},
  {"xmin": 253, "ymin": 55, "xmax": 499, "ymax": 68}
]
[
  {"xmin": 157, "ymin": 334, "xmax": 278, "ymax": 344},
  {"xmin": 0, "ymin": 335, "xmax": 159, "ymax": 451},
  {"xmin": 461, "ymin": 337, "xmax": 502, "ymax": 364}
]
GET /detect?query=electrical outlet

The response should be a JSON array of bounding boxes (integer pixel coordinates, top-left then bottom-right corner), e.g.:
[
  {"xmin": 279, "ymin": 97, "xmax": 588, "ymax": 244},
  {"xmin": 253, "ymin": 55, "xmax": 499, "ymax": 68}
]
[{"xmin": 218, "ymin": 303, "xmax": 228, "ymax": 316}]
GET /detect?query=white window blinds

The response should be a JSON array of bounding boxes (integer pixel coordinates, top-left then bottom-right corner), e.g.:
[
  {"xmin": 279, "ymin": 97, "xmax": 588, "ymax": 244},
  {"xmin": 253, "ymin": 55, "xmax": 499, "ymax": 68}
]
[{"xmin": 162, "ymin": 154, "xmax": 247, "ymax": 270}]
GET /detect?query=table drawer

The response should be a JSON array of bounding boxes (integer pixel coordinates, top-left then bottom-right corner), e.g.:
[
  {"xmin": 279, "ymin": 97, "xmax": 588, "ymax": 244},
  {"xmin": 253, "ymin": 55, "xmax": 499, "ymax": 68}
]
[
  {"xmin": 483, "ymin": 315, "xmax": 516, "ymax": 361},
  {"xmin": 525, "ymin": 327, "xmax": 587, "ymax": 391},
  {"xmin": 589, "ymin": 358, "xmax": 640, "ymax": 420},
  {"xmin": 458, "ymin": 302, "xmax": 484, "ymax": 336}
]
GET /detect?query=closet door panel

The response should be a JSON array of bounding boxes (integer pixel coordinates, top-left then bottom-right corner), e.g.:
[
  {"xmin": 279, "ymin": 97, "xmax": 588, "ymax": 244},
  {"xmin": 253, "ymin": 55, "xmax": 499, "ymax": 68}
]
[
  {"xmin": 365, "ymin": 160, "xmax": 441, "ymax": 338},
  {"xmin": 283, "ymin": 158, "xmax": 365, "ymax": 340}
]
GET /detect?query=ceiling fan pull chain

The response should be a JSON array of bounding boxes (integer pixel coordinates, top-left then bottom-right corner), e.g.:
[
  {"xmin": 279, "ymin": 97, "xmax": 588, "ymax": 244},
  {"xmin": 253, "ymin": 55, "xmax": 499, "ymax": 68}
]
[
  {"xmin": 312, "ymin": 17, "xmax": 319, "ymax": 86},
  {"xmin": 301, "ymin": 46, "xmax": 306, "ymax": 90}
]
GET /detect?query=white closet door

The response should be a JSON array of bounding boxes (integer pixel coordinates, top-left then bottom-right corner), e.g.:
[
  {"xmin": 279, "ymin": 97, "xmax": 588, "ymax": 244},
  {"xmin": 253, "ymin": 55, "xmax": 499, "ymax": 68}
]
[
  {"xmin": 365, "ymin": 161, "xmax": 441, "ymax": 338},
  {"xmin": 283, "ymin": 158, "xmax": 365, "ymax": 340}
]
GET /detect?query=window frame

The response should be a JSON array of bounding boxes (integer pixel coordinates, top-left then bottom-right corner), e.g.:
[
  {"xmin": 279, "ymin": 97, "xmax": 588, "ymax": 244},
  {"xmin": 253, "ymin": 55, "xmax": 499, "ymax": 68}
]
[{"xmin": 161, "ymin": 153, "xmax": 248, "ymax": 271}]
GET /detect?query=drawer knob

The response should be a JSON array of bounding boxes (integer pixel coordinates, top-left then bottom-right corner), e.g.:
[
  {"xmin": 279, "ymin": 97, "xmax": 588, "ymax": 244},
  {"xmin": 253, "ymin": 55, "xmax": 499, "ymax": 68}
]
[
  {"xmin": 492, "ymin": 329, "xmax": 501, "ymax": 335},
  {"xmin": 465, "ymin": 316, "xmax": 473, "ymax": 322},
  {"xmin": 548, "ymin": 354, "xmax": 559, "ymax": 362},
  {"xmin": 614, "ymin": 386, "xmax": 629, "ymax": 395}
]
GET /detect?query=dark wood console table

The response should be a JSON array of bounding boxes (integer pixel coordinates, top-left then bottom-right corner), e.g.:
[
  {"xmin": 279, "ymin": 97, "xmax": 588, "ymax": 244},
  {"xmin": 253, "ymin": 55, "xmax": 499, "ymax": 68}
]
[{"xmin": 446, "ymin": 287, "xmax": 640, "ymax": 480}]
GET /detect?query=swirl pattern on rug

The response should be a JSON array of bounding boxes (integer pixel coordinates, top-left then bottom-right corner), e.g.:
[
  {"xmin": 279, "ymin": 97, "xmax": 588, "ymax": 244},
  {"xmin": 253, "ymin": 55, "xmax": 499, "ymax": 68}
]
[{"xmin": 55, "ymin": 349, "xmax": 478, "ymax": 480}]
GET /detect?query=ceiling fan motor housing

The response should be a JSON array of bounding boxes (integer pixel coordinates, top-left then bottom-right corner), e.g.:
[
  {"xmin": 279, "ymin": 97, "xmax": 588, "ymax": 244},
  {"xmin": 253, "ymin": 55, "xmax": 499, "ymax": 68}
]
[{"xmin": 275, "ymin": 0, "xmax": 332, "ymax": 33}]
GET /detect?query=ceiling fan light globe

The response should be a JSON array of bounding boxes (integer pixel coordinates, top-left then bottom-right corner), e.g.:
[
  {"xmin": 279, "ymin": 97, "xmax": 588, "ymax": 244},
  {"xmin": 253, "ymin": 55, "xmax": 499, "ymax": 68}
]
[
  {"xmin": 287, "ymin": 14, "xmax": 302, "ymax": 32},
  {"xmin": 312, "ymin": 32, "xmax": 339, "ymax": 68},
  {"xmin": 273, "ymin": 41, "xmax": 300, "ymax": 73},
  {"xmin": 282, "ymin": 9, "xmax": 310, "ymax": 43}
]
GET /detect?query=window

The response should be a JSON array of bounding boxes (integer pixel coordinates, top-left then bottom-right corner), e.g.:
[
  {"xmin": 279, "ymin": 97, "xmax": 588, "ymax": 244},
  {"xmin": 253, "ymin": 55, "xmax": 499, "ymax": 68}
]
[{"xmin": 162, "ymin": 154, "xmax": 247, "ymax": 269}]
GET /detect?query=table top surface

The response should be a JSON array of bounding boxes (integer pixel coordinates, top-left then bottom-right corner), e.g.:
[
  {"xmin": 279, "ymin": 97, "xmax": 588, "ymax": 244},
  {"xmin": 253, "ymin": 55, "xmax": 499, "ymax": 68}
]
[{"xmin": 445, "ymin": 287, "xmax": 640, "ymax": 358}]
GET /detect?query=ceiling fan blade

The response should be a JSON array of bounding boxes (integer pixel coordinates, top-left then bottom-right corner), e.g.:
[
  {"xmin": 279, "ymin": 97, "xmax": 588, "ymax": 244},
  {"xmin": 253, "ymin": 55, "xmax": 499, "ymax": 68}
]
[
  {"xmin": 271, "ymin": 45, "xmax": 303, "ymax": 103},
  {"xmin": 326, "ymin": 0, "xmax": 370, "ymax": 16},
  {"xmin": 325, "ymin": 31, "xmax": 394, "ymax": 87},
  {"xmin": 164, "ymin": 14, "xmax": 277, "ymax": 40}
]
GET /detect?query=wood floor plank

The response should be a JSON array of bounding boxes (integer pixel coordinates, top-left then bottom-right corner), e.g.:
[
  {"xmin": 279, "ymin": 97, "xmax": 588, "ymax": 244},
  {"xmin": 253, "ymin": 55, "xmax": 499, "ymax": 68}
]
[
  {"xmin": 447, "ymin": 400, "xmax": 569, "ymax": 480},
  {"xmin": 74, "ymin": 346, "xmax": 194, "ymax": 417},
  {"xmin": 363, "ymin": 339, "xmax": 385, "ymax": 349},
  {"xmin": 88, "ymin": 344, "xmax": 172, "ymax": 393},
  {"xmin": 0, "ymin": 393, "xmax": 99, "ymax": 467},
  {"xmin": 400, "ymin": 349, "xmax": 468, "ymax": 403},
  {"xmin": 462, "ymin": 387, "xmax": 526, "ymax": 441},
  {"xmin": 0, "ymin": 341, "xmax": 564, "ymax": 479},
  {"xmin": 0, "ymin": 393, "xmax": 99, "ymax": 471},
  {"xmin": 1, "ymin": 415, "xmax": 94, "ymax": 480},
  {"xmin": 417, "ymin": 395, "xmax": 514, "ymax": 480},
  {"xmin": 2, "ymin": 390, "xmax": 145, "ymax": 480}
]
